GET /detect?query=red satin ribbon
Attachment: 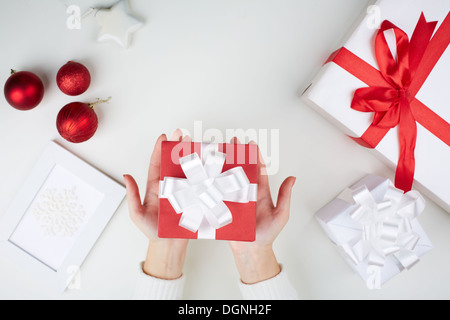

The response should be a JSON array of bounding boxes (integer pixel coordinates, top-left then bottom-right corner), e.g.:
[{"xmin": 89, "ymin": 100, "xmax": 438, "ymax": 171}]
[{"xmin": 328, "ymin": 12, "xmax": 450, "ymax": 192}]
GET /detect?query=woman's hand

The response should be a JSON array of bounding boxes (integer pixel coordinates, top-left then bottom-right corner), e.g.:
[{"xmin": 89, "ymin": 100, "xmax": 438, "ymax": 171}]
[
  {"xmin": 228, "ymin": 138, "xmax": 296, "ymax": 284},
  {"xmin": 124, "ymin": 130, "xmax": 190, "ymax": 280}
]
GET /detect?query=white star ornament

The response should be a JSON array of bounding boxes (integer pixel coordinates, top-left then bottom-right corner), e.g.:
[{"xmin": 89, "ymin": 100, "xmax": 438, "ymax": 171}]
[{"xmin": 95, "ymin": 0, "xmax": 143, "ymax": 49}]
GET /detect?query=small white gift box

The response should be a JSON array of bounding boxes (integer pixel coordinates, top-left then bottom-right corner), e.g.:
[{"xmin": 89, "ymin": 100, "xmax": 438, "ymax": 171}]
[{"xmin": 316, "ymin": 175, "xmax": 433, "ymax": 289}]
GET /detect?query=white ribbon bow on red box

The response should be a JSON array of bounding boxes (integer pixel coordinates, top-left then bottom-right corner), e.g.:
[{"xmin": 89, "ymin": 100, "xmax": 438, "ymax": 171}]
[{"xmin": 159, "ymin": 143, "xmax": 257, "ymax": 239}]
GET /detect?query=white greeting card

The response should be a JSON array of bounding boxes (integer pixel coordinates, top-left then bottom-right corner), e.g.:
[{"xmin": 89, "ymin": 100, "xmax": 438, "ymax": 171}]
[{"xmin": 0, "ymin": 142, "xmax": 125, "ymax": 292}]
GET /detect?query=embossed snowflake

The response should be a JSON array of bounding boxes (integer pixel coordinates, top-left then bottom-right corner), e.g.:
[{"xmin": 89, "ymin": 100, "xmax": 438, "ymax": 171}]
[{"xmin": 33, "ymin": 187, "xmax": 86, "ymax": 237}]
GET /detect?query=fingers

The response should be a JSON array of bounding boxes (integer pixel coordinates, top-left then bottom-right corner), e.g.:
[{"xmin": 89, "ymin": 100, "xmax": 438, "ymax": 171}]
[
  {"xmin": 173, "ymin": 129, "xmax": 192, "ymax": 142},
  {"xmin": 254, "ymin": 142, "xmax": 272, "ymax": 203},
  {"xmin": 182, "ymin": 135, "xmax": 192, "ymax": 142},
  {"xmin": 275, "ymin": 176, "xmax": 296, "ymax": 222},
  {"xmin": 145, "ymin": 131, "xmax": 191, "ymax": 205},
  {"xmin": 230, "ymin": 137, "xmax": 272, "ymax": 204},
  {"xmin": 145, "ymin": 134, "xmax": 168, "ymax": 205},
  {"xmin": 150, "ymin": 134, "xmax": 168, "ymax": 166},
  {"xmin": 124, "ymin": 174, "xmax": 144, "ymax": 218},
  {"xmin": 147, "ymin": 134, "xmax": 167, "ymax": 183},
  {"xmin": 171, "ymin": 129, "xmax": 183, "ymax": 142},
  {"xmin": 230, "ymin": 137, "xmax": 241, "ymax": 144}
]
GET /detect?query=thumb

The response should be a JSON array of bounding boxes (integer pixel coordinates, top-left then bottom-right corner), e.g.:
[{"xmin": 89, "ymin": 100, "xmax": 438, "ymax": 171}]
[
  {"xmin": 123, "ymin": 174, "xmax": 144, "ymax": 220},
  {"xmin": 274, "ymin": 176, "xmax": 296, "ymax": 222}
]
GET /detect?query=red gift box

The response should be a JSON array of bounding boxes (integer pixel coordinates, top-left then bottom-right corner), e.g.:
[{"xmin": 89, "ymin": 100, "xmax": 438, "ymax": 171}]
[{"xmin": 158, "ymin": 141, "xmax": 258, "ymax": 241}]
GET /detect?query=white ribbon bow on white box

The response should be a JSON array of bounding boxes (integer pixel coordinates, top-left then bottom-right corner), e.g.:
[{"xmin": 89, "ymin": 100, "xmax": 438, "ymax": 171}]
[
  {"xmin": 316, "ymin": 175, "xmax": 433, "ymax": 289},
  {"xmin": 338, "ymin": 184, "xmax": 426, "ymax": 288},
  {"xmin": 159, "ymin": 144, "xmax": 257, "ymax": 239}
]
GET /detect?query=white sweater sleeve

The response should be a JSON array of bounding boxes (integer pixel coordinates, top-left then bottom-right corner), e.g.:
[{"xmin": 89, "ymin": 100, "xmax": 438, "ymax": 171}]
[
  {"xmin": 238, "ymin": 265, "xmax": 299, "ymax": 300},
  {"xmin": 132, "ymin": 262, "xmax": 185, "ymax": 300},
  {"xmin": 132, "ymin": 263, "xmax": 298, "ymax": 300}
]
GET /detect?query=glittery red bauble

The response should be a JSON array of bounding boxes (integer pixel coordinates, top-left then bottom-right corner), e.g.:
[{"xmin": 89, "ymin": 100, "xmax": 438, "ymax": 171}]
[
  {"xmin": 4, "ymin": 71, "xmax": 44, "ymax": 110},
  {"xmin": 56, "ymin": 61, "xmax": 91, "ymax": 96},
  {"xmin": 57, "ymin": 102, "xmax": 98, "ymax": 143}
]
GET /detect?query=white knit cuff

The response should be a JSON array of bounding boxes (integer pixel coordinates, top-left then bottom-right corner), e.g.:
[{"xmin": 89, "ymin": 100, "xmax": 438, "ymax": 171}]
[
  {"xmin": 238, "ymin": 265, "xmax": 299, "ymax": 300},
  {"xmin": 132, "ymin": 262, "xmax": 185, "ymax": 300}
]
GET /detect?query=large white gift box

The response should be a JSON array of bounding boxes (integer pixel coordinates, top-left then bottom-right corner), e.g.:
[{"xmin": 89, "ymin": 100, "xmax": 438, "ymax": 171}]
[
  {"xmin": 303, "ymin": 0, "xmax": 450, "ymax": 212},
  {"xmin": 316, "ymin": 175, "xmax": 433, "ymax": 289}
]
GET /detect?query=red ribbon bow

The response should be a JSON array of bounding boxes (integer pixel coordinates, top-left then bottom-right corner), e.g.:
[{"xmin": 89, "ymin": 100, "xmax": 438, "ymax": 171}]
[{"xmin": 328, "ymin": 12, "xmax": 450, "ymax": 193}]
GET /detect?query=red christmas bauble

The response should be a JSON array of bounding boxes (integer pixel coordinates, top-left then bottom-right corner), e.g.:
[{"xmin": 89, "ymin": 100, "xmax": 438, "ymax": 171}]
[
  {"xmin": 4, "ymin": 70, "xmax": 45, "ymax": 110},
  {"xmin": 57, "ymin": 102, "xmax": 98, "ymax": 143},
  {"xmin": 56, "ymin": 61, "xmax": 91, "ymax": 96}
]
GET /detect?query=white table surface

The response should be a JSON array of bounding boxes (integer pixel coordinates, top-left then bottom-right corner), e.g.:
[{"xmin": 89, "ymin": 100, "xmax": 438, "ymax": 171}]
[{"xmin": 1, "ymin": 0, "xmax": 449, "ymax": 300}]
